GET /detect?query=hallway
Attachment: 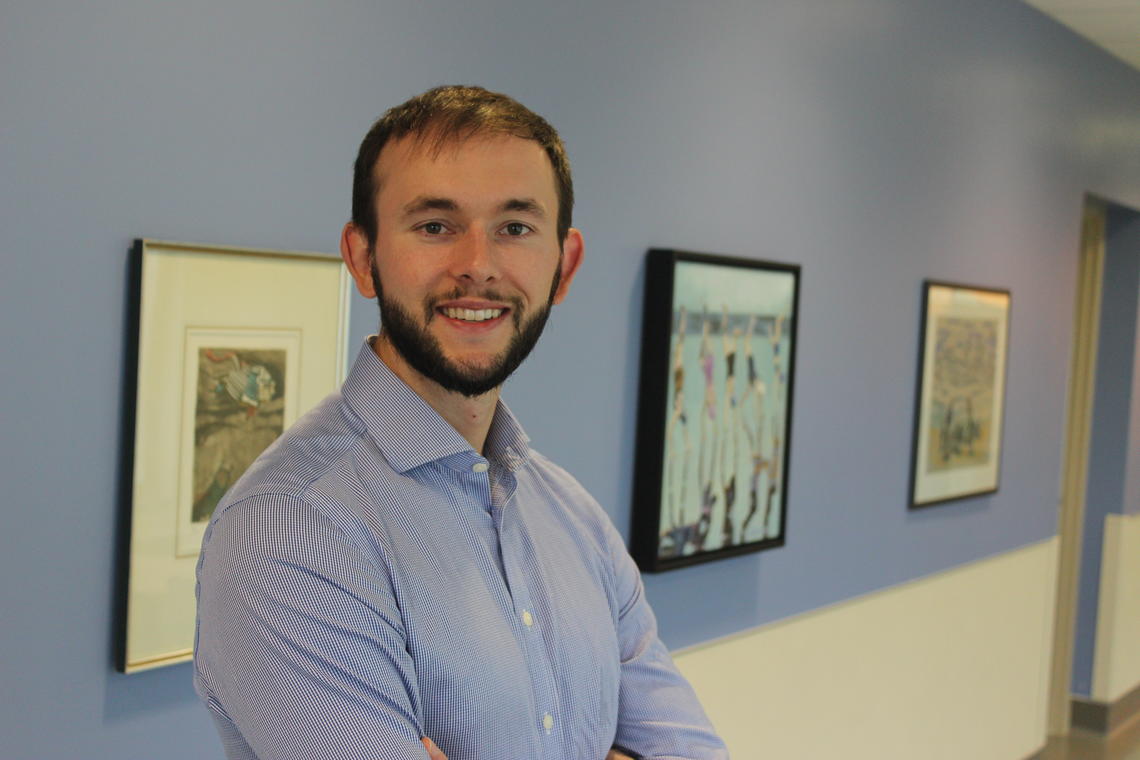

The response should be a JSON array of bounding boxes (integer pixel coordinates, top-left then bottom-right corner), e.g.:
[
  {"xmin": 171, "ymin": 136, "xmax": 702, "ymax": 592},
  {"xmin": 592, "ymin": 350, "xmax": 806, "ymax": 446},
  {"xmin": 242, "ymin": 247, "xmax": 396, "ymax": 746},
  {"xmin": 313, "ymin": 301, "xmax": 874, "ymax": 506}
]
[{"xmin": 1040, "ymin": 718, "xmax": 1140, "ymax": 760}]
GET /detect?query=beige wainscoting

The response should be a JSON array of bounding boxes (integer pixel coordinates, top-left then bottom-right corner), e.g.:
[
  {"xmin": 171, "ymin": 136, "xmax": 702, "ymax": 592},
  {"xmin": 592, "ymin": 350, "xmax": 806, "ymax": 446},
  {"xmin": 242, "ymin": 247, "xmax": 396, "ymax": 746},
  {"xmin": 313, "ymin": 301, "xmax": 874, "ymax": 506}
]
[
  {"xmin": 1093, "ymin": 511, "xmax": 1140, "ymax": 704},
  {"xmin": 674, "ymin": 538, "xmax": 1059, "ymax": 760}
]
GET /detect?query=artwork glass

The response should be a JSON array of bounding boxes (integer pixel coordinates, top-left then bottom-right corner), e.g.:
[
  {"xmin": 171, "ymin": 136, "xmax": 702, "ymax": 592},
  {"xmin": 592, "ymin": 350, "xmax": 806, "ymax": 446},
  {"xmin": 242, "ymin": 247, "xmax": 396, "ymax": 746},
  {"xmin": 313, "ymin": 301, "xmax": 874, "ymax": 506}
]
[
  {"xmin": 632, "ymin": 250, "xmax": 798, "ymax": 572},
  {"xmin": 175, "ymin": 330, "xmax": 300, "ymax": 557},
  {"xmin": 121, "ymin": 239, "xmax": 350, "ymax": 672},
  {"xmin": 910, "ymin": 281, "xmax": 1011, "ymax": 508}
]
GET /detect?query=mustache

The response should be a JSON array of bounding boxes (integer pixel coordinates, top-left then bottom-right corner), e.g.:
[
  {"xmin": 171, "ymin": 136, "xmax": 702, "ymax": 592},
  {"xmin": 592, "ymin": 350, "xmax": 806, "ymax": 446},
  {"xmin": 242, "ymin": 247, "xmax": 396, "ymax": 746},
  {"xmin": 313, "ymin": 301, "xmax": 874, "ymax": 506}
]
[{"xmin": 424, "ymin": 287, "xmax": 525, "ymax": 328}]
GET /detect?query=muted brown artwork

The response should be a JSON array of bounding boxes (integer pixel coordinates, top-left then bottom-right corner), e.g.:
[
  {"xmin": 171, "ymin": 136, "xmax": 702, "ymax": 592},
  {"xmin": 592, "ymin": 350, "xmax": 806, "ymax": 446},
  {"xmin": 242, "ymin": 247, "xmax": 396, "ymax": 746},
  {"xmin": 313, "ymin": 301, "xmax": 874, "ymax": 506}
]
[
  {"xmin": 926, "ymin": 317, "xmax": 997, "ymax": 473},
  {"xmin": 192, "ymin": 348, "xmax": 286, "ymax": 522}
]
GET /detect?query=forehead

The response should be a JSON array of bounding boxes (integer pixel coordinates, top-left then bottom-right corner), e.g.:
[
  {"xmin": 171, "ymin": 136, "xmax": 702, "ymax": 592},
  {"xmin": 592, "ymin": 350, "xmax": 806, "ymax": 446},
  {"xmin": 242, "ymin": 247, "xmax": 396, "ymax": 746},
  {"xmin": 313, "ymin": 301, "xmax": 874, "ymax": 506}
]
[{"xmin": 373, "ymin": 133, "xmax": 557, "ymax": 208}]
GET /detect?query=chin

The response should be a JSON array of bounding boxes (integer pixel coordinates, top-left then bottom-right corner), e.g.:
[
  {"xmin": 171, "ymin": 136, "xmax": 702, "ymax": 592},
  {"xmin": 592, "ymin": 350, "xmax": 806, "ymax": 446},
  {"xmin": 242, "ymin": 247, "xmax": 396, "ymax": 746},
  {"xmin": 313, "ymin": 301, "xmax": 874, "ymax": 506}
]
[
  {"xmin": 447, "ymin": 364, "xmax": 505, "ymax": 386},
  {"xmin": 444, "ymin": 350, "xmax": 506, "ymax": 373}
]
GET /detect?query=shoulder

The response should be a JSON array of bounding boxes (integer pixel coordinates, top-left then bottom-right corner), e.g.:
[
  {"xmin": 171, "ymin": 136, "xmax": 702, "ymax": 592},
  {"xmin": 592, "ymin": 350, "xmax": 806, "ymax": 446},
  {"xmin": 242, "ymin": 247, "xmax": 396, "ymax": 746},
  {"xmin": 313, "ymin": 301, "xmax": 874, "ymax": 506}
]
[
  {"xmin": 200, "ymin": 390, "xmax": 392, "ymax": 565},
  {"xmin": 223, "ymin": 392, "xmax": 360, "ymax": 501}
]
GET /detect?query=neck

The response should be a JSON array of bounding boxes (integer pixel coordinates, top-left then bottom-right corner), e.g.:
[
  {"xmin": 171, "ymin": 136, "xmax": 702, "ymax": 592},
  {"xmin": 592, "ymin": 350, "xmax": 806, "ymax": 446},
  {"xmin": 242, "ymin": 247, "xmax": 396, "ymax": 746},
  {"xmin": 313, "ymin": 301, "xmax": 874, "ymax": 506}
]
[{"xmin": 372, "ymin": 335, "xmax": 499, "ymax": 454}]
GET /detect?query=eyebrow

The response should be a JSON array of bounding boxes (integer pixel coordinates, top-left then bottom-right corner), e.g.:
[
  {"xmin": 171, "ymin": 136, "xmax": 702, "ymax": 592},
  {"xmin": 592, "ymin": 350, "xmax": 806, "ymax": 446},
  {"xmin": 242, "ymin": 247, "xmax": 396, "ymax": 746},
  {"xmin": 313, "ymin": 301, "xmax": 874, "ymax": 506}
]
[
  {"xmin": 400, "ymin": 196, "xmax": 547, "ymax": 218},
  {"xmin": 498, "ymin": 198, "xmax": 546, "ymax": 218},
  {"xmin": 401, "ymin": 196, "xmax": 459, "ymax": 216}
]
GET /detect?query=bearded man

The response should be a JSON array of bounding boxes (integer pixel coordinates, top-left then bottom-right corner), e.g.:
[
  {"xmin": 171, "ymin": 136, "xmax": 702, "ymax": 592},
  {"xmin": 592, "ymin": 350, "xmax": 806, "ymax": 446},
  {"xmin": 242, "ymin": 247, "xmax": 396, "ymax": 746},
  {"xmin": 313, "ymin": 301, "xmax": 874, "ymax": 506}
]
[{"xmin": 194, "ymin": 85, "xmax": 728, "ymax": 760}]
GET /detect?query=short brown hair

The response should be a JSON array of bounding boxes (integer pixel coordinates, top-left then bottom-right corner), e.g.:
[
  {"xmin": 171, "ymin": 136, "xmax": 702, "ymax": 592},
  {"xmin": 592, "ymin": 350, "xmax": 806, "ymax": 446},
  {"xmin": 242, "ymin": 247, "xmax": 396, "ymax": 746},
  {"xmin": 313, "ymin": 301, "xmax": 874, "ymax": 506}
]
[{"xmin": 351, "ymin": 85, "xmax": 574, "ymax": 246}]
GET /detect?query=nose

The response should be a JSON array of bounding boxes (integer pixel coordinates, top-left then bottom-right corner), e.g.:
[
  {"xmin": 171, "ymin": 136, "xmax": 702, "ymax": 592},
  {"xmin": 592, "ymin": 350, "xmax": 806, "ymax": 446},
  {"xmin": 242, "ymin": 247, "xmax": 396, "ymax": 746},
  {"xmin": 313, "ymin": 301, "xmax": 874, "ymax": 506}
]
[{"xmin": 449, "ymin": 228, "xmax": 499, "ymax": 285}]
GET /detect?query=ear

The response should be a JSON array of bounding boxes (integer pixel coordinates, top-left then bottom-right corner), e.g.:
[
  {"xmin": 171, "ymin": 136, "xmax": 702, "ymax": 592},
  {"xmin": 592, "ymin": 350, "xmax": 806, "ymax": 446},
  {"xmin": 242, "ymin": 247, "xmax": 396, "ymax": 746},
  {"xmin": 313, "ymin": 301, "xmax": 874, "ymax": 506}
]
[
  {"xmin": 340, "ymin": 223, "xmax": 377, "ymax": 298},
  {"xmin": 552, "ymin": 228, "xmax": 584, "ymax": 305}
]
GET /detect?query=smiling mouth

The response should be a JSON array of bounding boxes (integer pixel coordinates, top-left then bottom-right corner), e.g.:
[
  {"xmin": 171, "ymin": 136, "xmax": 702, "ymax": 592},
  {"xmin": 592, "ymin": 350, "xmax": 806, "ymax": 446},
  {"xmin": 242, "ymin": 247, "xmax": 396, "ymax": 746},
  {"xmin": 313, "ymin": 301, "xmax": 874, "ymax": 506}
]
[{"xmin": 439, "ymin": 307, "xmax": 505, "ymax": 323}]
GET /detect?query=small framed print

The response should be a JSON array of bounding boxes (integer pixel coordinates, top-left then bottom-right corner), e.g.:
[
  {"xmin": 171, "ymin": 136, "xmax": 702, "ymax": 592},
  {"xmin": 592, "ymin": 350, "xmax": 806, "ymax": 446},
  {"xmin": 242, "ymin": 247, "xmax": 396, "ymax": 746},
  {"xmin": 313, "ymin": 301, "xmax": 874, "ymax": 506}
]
[
  {"xmin": 119, "ymin": 239, "xmax": 350, "ymax": 672},
  {"xmin": 909, "ymin": 280, "xmax": 1011, "ymax": 509},
  {"xmin": 631, "ymin": 249, "xmax": 799, "ymax": 572}
]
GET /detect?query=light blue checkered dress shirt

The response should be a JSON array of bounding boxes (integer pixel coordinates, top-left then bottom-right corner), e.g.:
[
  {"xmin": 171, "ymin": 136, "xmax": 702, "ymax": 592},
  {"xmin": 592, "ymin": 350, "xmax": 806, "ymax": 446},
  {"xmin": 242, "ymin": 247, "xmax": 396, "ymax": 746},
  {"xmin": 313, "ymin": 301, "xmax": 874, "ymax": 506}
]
[{"xmin": 194, "ymin": 341, "xmax": 728, "ymax": 760}]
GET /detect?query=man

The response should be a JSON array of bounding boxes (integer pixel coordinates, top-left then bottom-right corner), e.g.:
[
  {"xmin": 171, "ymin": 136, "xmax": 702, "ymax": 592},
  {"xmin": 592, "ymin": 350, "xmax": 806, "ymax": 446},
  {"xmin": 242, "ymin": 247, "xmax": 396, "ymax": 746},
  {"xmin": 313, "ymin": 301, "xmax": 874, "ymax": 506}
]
[{"xmin": 194, "ymin": 85, "xmax": 728, "ymax": 760}]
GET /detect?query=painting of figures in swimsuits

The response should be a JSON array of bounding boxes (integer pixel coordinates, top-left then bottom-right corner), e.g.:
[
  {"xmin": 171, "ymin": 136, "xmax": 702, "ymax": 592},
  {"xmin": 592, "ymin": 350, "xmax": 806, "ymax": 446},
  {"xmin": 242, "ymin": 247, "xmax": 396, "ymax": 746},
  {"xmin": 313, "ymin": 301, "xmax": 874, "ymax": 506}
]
[
  {"xmin": 631, "ymin": 249, "xmax": 799, "ymax": 572},
  {"xmin": 910, "ymin": 281, "xmax": 1010, "ymax": 508}
]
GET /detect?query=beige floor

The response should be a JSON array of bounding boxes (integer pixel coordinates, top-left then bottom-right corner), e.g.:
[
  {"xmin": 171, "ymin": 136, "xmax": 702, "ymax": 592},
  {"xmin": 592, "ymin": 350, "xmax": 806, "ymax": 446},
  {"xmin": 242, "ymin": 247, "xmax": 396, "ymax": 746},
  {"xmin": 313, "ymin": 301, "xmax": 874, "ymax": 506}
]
[{"xmin": 1039, "ymin": 717, "xmax": 1140, "ymax": 760}]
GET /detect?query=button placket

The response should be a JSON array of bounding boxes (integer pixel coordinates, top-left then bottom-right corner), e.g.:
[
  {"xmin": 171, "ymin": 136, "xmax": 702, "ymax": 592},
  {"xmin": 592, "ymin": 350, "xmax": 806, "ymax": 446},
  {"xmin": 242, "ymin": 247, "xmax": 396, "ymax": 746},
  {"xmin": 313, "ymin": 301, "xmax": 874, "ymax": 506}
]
[{"xmin": 495, "ymin": 494, "xmax": 559, "ymax": 747}]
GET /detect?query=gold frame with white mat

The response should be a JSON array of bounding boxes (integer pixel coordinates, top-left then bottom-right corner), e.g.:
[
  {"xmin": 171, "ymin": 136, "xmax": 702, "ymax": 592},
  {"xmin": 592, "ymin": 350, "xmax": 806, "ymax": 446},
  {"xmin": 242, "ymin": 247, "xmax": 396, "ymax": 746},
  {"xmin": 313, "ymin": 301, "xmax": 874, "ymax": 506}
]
[{"xmin": 119, "ymin": 238, "xmax": 350, "ymax": 673}]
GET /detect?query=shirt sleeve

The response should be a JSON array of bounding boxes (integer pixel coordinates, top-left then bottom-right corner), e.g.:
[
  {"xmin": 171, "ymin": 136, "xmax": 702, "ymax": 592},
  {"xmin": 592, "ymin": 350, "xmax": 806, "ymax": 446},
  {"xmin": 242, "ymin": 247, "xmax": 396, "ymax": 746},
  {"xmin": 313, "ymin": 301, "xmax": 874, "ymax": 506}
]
[
  {"xmin": 194, "ymin": 493, "xmax": 431, "ymax": 760},
  {"xmin": 602, "ymin": 519, "xmax": 731, "ymax": 760}
]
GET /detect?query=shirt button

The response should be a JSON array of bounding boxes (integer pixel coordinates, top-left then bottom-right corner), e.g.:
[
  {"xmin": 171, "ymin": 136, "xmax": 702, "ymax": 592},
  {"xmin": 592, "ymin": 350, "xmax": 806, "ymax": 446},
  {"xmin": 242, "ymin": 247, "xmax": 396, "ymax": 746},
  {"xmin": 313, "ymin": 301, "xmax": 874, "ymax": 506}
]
[
  {"xmin": 522, "ymin": 610, "xmax": 534, "ymax": 627},
  {"xmin": 472, "ymin": 461, "xmax": 489, "ymax": 473},
  {"xmin": 542, "ymin": 713, "xmax": 554, "ymax": 733}
]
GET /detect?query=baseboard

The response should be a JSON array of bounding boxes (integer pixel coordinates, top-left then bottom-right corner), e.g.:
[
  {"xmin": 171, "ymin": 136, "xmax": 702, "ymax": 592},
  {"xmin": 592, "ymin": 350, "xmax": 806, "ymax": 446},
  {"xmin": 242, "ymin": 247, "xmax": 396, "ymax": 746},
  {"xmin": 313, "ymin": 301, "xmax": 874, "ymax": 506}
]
[{"xmin": 1071, "ymin": 680, "xmax": 1140, "ymax": 735}]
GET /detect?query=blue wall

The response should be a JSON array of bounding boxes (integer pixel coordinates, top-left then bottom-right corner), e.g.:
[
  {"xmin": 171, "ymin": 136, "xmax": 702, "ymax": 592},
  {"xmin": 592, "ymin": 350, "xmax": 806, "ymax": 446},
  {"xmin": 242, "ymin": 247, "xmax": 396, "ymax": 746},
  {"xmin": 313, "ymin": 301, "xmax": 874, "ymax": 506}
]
[
  {"xmin": 1120, "ymin": 213, "xmax": 1140, "ymax": 520},
  {"xmin": 4, "ymin": 0, "xmax": 1140, "ymax": 757},
  {"xmin": 1072, "ymin": 204, "xmax": 1140, "ymax": 696}
]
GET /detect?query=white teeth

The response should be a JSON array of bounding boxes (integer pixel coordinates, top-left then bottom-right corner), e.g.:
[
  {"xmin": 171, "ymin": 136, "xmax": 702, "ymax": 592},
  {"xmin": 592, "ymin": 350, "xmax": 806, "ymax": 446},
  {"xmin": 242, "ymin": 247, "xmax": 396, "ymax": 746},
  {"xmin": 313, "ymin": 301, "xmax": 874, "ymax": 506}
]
[{"xmin": 444, "ymin": 307, "xmax": 503, "ymax": 322}]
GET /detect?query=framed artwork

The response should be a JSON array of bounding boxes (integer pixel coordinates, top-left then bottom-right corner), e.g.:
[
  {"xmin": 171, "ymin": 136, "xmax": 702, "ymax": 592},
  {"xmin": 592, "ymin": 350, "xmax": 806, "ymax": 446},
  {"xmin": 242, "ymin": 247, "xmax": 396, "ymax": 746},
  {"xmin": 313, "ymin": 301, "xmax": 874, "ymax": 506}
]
[
  {"xmin": 119, "ymin": 239, "xmax": 351, "ymax": 672},
  {"xmin": 631, "ymin": 249, "xmax": 799, "ymax": 572},
  {"xmin": 909, "ymin": 280, "xmax": 1011, "ymax": 509}
]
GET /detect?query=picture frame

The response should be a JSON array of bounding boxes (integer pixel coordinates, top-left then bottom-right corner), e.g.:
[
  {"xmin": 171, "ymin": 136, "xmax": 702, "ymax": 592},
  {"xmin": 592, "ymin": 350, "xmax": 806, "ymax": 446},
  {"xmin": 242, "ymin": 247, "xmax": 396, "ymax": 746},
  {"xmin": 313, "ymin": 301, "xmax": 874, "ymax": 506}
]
[
  {"xmin": 631, "ymin": 249, "xmax": 799, "ymax": 572},
  {"xmin": 909, "ymin": 280, "xmax": 1011, "ymax": 509},
  {"xmin": 118, "ymin": 239, "xmax": 351, "ymax": 672}
]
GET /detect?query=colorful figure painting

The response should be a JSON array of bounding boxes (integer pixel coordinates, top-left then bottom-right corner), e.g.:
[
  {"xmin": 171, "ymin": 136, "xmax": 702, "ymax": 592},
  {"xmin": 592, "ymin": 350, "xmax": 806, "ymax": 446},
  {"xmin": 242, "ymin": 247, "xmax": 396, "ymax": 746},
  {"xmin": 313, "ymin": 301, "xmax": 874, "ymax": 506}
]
[{"xmin": 632, "ymin": 250, "xmax": 799, "ymax": 572}]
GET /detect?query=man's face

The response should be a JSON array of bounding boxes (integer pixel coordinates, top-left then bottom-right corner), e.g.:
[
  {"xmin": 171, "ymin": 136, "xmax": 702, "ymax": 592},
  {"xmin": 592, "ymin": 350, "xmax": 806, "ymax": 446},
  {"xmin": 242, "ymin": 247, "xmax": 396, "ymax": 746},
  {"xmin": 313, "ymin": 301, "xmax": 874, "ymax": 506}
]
[{"xmin": 356, "ymin": 133, "xmax": 579, "ymax": 397}]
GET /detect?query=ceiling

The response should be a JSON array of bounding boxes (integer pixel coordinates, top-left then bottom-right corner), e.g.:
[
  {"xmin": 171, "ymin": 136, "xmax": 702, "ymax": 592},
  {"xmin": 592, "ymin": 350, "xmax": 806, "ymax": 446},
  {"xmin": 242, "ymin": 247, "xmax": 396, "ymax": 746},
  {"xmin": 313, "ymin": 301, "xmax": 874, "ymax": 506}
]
[{"xmin": 1022, "ymin": 0, "xmax": 1140, "ymax": 71}]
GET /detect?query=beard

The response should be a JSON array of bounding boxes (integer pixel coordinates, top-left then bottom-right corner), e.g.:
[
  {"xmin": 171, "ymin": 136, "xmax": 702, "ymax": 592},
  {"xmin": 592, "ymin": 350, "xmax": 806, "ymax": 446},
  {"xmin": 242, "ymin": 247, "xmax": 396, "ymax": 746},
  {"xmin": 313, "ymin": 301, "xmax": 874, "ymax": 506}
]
[{"xmin": 372, "ymin": 258, "xmax": 560, "ymax": 398}]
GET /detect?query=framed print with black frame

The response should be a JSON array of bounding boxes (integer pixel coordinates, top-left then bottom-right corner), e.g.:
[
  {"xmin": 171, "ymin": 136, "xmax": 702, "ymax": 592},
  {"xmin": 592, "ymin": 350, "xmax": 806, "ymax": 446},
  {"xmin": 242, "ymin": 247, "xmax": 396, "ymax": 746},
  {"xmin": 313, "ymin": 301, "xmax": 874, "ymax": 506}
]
[
  {"xmin": 909, "ymin": 280, "xmax": 1011, "ymax": 509},
  {"xmin": 631, "ymin": 249, "xmax": 799, "ymax": 572},
  {"xmin": 118, "ymin": 239, "xmax": 351, "ymax": 672}
]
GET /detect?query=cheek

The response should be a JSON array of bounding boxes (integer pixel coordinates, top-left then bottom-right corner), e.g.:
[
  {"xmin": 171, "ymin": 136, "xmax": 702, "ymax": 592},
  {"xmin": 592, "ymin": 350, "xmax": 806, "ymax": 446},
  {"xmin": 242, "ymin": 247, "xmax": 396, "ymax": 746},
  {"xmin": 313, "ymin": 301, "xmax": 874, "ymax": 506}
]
[
  {"xmin": 374, "ymin": 258, "xmax": 428, "ymax": 294},
  {"xmin": 512, "ymin": 256, "xmax": 560, "ymax": 293}
]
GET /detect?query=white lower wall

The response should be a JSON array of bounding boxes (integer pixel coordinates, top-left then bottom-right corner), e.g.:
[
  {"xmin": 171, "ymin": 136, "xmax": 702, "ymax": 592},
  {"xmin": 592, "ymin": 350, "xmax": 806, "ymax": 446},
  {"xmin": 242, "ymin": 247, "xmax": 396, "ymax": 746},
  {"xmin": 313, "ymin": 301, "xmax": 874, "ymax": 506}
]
[
  {"xmin": 1093, "ymin": 511, "xmax": 1140, "ymax": 703},
  {"xmin": 674, "ymin": 538, "xmax": 1058, "ymax": 760}
]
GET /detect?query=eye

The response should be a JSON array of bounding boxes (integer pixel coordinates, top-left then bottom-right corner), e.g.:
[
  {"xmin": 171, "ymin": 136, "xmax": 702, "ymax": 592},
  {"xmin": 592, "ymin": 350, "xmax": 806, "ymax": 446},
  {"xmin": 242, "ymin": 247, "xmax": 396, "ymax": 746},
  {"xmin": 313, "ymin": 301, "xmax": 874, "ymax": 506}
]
[
  {"xmin": 420, "ymin": 221, "xmax": 447, "ymax": 235},
  {"xmin": 503, "ymin": 222, "xmax": 531, "ymax": 237}
]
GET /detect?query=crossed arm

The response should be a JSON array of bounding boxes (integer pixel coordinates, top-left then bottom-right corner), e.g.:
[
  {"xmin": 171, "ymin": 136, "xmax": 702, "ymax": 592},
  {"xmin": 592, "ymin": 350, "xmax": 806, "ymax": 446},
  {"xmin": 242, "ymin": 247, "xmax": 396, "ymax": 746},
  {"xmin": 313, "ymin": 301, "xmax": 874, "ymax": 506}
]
[
  {"xmin": 195, "ymin": 495, "xmax": 725, "ymax": 759},
  {"xmin": 423, "ymin": 739, "xmax": 632, "ymax": 759}
]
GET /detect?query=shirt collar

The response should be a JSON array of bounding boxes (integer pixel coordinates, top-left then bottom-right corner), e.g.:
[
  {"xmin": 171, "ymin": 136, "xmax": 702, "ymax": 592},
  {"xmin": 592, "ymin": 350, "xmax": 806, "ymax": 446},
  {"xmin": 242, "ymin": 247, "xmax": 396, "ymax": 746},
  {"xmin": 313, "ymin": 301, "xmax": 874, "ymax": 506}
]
[{"xmin": 341, "ymin": 339, "xmax": 532, "ymax": 474}]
